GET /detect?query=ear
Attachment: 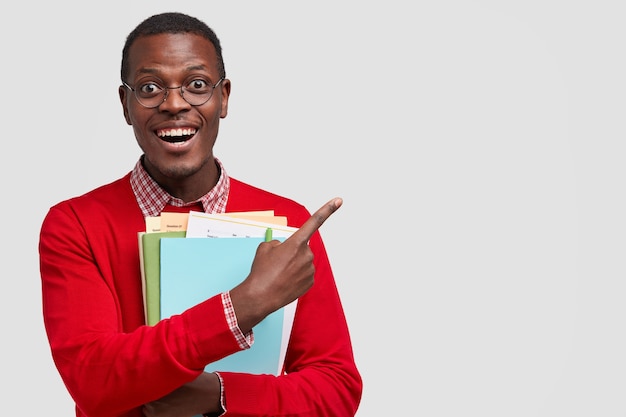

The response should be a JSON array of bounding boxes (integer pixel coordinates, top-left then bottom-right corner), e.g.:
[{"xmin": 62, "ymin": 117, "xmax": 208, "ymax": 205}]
[
  {"xmin": 118, "ymin": 85, "xmax": 132, "ymax": 125},
  {"xmin": 219, "ymin": 78, "xmax": 231, "ymax": 119}
]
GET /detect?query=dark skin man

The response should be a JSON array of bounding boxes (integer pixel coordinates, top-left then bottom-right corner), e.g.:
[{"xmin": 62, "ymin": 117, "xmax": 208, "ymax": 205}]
[{"xmin": 119, "ymin": 31, "xmax": 343, "ymax": 417}]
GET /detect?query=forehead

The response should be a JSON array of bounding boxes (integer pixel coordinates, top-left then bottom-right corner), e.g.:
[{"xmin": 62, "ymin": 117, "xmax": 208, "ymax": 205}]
[{"xmin": 127, "ymin": 33, "xmax": 219, "ymax": 79}]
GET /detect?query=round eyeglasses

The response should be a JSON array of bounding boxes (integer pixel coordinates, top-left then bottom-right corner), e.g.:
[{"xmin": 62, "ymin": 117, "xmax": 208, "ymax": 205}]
[{"xmin": 122, "ymin": 77, "xmax": 224, "ymax": 108}]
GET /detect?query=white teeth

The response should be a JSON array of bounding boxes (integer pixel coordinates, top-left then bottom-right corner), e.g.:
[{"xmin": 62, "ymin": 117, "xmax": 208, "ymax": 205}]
[{"xmin": 158, "ymin": 128, "xmax": 196, "ymax": 137}]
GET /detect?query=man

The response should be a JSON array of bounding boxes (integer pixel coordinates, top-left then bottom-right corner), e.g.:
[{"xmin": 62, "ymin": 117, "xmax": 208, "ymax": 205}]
[{"xmin": 39, "ymin": 12, "xmax": 362, "ymax": 417}]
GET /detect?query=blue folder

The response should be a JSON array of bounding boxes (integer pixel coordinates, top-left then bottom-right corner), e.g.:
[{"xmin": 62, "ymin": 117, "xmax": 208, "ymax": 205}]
[{"xmin": 159, "ymin": 236, "xmax": 290, "ymax": 375}]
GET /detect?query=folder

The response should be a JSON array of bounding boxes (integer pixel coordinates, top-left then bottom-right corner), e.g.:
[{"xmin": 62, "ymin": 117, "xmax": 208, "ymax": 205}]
[
  {"xmin": 159, "ymin": 236, "xmax": 296, "ymax": 375},
  {"xmin": 140, "ymin": 231, "xmax": 186, "ymax": 326}
]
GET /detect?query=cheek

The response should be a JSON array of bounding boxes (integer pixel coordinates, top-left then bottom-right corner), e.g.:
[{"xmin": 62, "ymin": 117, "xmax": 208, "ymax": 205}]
[
  {"xmin": 131, "ymin": 123, "xmax": 154, "ymax": 151},
  {"xmin": 127, "ymin": 106, "xmax": 152, "ymax": 130}
]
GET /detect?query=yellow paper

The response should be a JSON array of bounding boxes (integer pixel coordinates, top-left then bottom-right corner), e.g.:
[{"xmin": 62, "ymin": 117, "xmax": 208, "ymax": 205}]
[
  {"xmin": 160, "ymin": 212, "xmax": 189, "ymax": 232},
  {"xmin": 145, "ymin": 217, "xmax": 161, "ymax": 233}
]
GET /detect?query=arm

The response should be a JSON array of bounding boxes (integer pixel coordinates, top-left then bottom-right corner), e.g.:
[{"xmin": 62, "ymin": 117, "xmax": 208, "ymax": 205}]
[
  {"xmin": 145, "ymin": 198, "xmax": 363, "ymax": 416},
  {"xmin": 148, "ymin": 233, "xmax": 362, "ymax": 416},
  {"xmin": 142, "ymin": 372, "xmax": 223, "ymax": 417},
  {"xmin": 39, "ymin": 204, "xmax": 244, "ymax": 417},
  {"xmin": 219, "ymin": 231, "xmax": 362, "ymax": 416}
]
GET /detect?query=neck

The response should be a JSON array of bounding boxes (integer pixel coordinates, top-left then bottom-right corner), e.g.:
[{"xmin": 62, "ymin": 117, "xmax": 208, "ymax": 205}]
[{"xmin": 143, "ymin": 156, "xmax": 220, "ymax": 203}]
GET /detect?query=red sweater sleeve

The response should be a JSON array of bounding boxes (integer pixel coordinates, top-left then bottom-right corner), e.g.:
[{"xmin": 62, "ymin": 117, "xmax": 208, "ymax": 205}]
[
  {"xmin": 39, "ymin": 178, "xmax": 244, "ymax": 417},
  {"xmin": 221, "ymin": 180, "xmax": 363, "ymax": 416},
  {"xmin": 218, "ymin": 234, "xmax": 363, "ymax": 416}
]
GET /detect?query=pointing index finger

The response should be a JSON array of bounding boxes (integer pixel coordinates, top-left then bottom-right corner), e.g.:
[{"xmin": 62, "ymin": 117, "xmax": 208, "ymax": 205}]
[{"xmin": 289, "ymin": 197, "xmax": 343, "ymax": 244}]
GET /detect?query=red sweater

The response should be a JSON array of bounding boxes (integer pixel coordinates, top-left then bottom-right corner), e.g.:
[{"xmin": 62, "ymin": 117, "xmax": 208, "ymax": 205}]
[{"xmin": 39, "ymin": 173, "xmax": 362, "ymax": 417}]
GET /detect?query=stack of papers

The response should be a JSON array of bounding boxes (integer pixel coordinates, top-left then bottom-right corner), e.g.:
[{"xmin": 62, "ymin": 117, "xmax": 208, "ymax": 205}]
[{"xmin": 138, "ymin": 210, "xmax": 298, "ymax": 375}]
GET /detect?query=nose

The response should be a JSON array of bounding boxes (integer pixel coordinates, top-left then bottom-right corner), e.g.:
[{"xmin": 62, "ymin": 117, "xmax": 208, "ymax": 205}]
[{"xmin": 159, "ymin": 86, "xmax": 191, "ymax": 112}]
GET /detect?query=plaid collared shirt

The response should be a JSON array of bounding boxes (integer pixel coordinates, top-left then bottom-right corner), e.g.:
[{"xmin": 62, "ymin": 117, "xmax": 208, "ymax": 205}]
[{"xmin": 130, "ymin": 156, "xmax": 230, "ymax": 218}]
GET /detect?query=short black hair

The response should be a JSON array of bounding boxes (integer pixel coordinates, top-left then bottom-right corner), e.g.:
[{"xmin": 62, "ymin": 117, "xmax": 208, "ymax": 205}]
[{"xmin": 121, "ymin": 12, "xmax": 226, "ymax": 82}]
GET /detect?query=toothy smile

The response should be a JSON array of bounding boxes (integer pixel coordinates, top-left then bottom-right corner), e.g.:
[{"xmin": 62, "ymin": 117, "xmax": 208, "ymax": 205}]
[{"xmin": 157, "ymin": 128, "xmax": 197, "ymax": 143}]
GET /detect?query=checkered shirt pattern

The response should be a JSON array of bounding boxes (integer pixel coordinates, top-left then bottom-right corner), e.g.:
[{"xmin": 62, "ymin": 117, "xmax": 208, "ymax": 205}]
[{"xmin": 130, "ymin": 157, "xmax": 230, "ymax": 218}]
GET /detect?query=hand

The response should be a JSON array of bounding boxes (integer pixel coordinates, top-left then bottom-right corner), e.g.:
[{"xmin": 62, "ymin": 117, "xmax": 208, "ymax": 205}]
[
  {"xmin": 142, "ymin": 372, "xmax": 221, "ymax": 417},
  {"xmin": 230, "ymin": 197, "xmax": 343, "ymax": 333}
]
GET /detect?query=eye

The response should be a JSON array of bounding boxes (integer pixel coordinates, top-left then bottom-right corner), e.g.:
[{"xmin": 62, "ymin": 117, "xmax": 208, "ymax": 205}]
[
  {"xmin": 185, "ymin": 79, "xmax": 210, "ymax": 94},
  {"xmin": 138, "ymin": 82, "xmax": 163, "ymax": 96}
]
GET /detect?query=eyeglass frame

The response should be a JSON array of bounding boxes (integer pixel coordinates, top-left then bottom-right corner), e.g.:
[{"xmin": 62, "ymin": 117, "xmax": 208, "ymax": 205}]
[{"xmin": 121, "ymin": 77, "xmax": 225, "ymax": 108}]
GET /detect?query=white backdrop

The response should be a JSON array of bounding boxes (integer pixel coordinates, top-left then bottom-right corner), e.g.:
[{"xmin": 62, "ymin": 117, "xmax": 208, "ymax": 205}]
[{"xmin": 3, "ymin": 1, "xmax": 626, "ymax": 415}]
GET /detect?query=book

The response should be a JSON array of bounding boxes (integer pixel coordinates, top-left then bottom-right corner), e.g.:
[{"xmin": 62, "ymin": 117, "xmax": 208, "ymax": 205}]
[
  {"xmin": 140, "ymin": 231, "xmax": 186, "ymax": 326},
  {"xmin": 159, "ymin": 236, "xmax": 296, "ymax": 375}
]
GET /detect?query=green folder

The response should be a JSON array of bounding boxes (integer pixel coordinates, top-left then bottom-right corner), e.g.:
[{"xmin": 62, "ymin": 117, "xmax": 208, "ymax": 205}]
[{"xmin": 140, "ymin": 231, "xmax": 186, "ymax": 326}]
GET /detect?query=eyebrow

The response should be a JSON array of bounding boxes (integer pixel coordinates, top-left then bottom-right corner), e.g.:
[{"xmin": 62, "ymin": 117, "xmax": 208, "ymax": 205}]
[{"xmin": 137, "ymin": 64, "xmax": 210, "ymax": 75}]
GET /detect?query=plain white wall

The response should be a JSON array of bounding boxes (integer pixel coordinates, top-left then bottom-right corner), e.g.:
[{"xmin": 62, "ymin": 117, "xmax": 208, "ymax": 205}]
[{"xmin": 4, "ymin": 0, "xmax": 626, "ymax": 415}]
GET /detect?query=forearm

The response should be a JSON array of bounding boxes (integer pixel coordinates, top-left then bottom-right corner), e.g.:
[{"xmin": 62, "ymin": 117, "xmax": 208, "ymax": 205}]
[
  {"xmin": 220, "ymin": 243, "xmax": 362, "ymax": 416},
  {"xmin": 219, "ymin": 362, "xmax": 361, "ymax": 416},
  {"xmin": 143, "ymin": 372, "xmax": 223, "ymax": 417},
  {"xmin": 44, "ymin": 297, "xmax": 235, "ymax": 416},
  {"xmin": 40, "ymin": 208, "xmax": 242, "ymax": 416}
]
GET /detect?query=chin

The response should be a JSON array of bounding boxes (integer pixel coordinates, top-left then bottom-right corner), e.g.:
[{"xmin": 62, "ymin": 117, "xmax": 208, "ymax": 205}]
[
  {"xmin": 145, "ymin": 153, "xmax": 212, "ymax": 181},
  {"xmin": 162, "ymin": 163, "xmax": 201, "ymax": 179}
]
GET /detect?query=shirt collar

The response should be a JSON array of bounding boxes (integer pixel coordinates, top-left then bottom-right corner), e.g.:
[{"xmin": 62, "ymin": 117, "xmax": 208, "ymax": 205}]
[{"xmin": 130, "ymin": 156, "xmax": 230, "ymax": 218}]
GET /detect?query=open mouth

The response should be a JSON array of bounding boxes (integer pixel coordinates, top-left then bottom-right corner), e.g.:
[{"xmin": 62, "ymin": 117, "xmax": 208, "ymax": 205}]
[{"xmin": 157, "ymin": 128, "xmax": 197, "ymax": 143}]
